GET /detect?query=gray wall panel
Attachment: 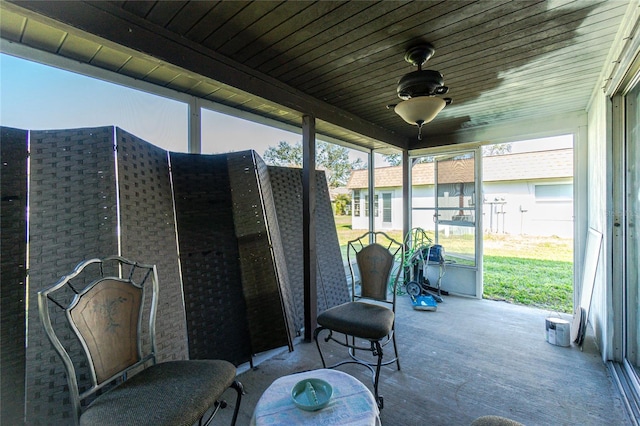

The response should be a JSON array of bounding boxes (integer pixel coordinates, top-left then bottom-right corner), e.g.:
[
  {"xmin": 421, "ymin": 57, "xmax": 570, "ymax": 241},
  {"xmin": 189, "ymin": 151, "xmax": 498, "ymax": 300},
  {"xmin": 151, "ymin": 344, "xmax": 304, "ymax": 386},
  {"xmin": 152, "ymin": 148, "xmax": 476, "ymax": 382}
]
[
  {"xmin": 228, "ymin": 151, "xmax": 294, "ymax": 354},
  {"xmin": 171, "ymin": 152, "xmax": 252, "ymax": 365},
  {"xmin": 117, "ymin": 128, "xmax": 188, "ymax": 361},
  {"xmin": 0, "ymin": 127, "xmax": 28, "ymax": 425},
  {"xmin": 27, "ymin": 126, "xmax": 119, "ymax": 423},
  {"xmin": 268, "ymin": 166, "xmax": 349, "ymax": 332}
]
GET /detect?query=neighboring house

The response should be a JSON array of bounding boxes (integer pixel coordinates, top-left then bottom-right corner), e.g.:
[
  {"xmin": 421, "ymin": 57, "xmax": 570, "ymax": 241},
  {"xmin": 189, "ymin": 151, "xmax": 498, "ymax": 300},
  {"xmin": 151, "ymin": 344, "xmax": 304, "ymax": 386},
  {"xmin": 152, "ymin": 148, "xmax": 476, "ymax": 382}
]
[{"xmin": 347, "ymin": 148, "xmax": 573, "ymax": 237}]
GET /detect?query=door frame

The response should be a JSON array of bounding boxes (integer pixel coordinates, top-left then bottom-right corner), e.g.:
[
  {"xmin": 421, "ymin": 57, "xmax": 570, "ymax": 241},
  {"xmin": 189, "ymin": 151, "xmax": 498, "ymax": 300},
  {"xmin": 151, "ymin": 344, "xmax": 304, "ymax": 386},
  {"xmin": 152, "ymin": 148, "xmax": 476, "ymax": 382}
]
[{"xmin": 409, "ymin": 145, "xmax": 483, "ymax": 298}]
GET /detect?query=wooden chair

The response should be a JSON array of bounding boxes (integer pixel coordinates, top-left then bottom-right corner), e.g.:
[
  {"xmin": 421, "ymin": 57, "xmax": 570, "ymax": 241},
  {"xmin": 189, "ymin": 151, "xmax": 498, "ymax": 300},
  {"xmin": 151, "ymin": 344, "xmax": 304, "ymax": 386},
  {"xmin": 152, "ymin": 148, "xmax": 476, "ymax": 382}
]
[
  {"xmin": 314, "ymin": 232, "xmax": 403, "ymax": 409},
  {"xmin": 38, "ymin": 256, "xmax": 243, "ymax": 426}
]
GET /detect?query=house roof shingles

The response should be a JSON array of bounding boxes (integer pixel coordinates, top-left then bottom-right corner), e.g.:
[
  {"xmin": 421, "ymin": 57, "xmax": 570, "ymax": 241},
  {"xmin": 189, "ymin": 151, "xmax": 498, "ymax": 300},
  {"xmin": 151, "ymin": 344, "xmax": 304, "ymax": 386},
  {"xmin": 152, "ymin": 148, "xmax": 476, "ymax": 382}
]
[{"xmin": 346, "ymin": 148, "xmax": 573, "ymax": 189}]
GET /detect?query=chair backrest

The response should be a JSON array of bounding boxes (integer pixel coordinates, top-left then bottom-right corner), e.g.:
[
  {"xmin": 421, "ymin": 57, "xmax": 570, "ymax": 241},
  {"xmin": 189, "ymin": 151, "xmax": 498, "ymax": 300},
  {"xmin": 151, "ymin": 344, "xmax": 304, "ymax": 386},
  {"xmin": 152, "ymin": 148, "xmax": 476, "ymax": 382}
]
[
  {"xmin": 347, "ymin": 232, "xmax": 403, "ymax": 306},
  {"xmin": 38, "ymin": 256, "xmax": 158, "ymax": 422}
]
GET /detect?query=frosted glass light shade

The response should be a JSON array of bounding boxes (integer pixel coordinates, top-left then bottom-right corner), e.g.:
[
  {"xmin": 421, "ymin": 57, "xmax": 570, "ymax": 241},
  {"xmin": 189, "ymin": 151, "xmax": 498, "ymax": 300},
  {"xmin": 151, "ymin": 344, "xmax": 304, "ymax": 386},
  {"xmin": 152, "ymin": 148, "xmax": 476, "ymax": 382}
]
[{"xmin": 394, "ymin": 96, "xmax": 446, "ymax": 125}]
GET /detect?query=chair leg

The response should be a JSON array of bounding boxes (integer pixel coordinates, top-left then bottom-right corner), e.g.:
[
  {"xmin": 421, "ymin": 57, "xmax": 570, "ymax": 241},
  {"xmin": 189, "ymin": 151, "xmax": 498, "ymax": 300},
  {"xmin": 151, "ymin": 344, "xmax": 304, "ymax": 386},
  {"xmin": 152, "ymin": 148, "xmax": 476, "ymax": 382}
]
[
  {"xmin": 315, "ymin": 326, "xmax": 391, "ymax": 409},
  {"xmin": 230, "ymin": 380, "xmax": 243, "ymax": 426},
  {"xmin": 373, "ymin": 340, "xmax": 384, "ymax": 409},
  {"xmin": 201, "ymin": 380, "xmax": 243, "ymax": 426},
  {"xmin": 313, "ymin": 327, "xmax": 328, "ymax": 368},
  {"xmin": 392, "ymin": 331, "xmax": 401, "ymax": 371}
]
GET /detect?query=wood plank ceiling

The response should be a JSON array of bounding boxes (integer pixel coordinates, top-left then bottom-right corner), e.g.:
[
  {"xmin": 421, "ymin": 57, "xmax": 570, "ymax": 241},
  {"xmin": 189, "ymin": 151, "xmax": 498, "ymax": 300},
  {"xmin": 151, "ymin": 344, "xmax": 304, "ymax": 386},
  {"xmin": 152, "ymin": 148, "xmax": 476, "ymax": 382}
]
[{"xmin": 0, "ymin": 1, "xmax": 633, "ymax": 152}]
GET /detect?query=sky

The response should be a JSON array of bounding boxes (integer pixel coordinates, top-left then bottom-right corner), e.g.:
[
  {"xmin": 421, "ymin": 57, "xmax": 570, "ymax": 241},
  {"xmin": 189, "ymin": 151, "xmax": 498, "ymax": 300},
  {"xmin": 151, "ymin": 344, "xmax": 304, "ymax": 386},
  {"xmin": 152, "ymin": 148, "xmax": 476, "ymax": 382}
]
[
  {"xmin": 0, "ymin": 53, "xmax": 307, "ymax": 155},
  {"xmin": 0, "ymin": 53, "xmax": 571, "ymax": 162}
]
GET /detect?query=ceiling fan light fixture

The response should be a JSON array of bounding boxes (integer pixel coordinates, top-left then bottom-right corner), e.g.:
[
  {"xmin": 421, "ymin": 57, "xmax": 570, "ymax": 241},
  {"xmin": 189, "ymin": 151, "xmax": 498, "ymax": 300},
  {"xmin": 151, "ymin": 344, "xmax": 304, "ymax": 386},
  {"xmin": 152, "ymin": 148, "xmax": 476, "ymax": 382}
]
[
  {"xmin": 390, "ymin": 44, "xmax": 452, "ymax": 139},
  {"xmin": 394, "ymin": 96, "xmax": 446, "ymax": 126}
]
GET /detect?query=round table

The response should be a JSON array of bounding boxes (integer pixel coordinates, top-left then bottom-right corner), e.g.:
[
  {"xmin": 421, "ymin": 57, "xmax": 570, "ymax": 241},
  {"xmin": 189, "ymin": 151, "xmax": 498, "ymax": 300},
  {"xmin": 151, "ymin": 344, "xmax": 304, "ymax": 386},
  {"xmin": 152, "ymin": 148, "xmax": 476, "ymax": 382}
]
[{"xmin": 251, "ymin": 369, "xmax": 381, "ymax": 426}]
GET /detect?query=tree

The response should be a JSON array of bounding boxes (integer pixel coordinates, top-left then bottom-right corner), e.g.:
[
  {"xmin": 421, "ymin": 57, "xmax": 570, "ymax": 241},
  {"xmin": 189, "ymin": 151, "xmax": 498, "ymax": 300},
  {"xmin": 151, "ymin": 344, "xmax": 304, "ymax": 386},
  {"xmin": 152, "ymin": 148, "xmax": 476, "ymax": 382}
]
[
  {"xmin": 382, "ymin": 153, "xmax": 402, "ymax": 166},
  {"xmin": 263, "ymin": 140, "xmax": 302, "ymax": 167},
  {"xmin": 263, "ymin": 140, "xmax": 365, "ymax": 187},
  {"xmin": 483, "ymin": 143, "xmax": 512, "ymax": 156},
  {"xmin": 334, "ymin": 193, "xmax": 351, "ymax": 215},
  {"xmin": 383, "ymin": 153, "xmax": 434, "ymax": 165}
]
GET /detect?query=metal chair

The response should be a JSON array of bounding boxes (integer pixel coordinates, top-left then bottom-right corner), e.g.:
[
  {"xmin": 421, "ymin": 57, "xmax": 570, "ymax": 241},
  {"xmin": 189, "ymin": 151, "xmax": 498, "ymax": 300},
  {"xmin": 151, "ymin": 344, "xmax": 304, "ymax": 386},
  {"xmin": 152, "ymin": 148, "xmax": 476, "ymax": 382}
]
[
  {"xmin": 314, "ymin": 231, "xmax": 403, "ymax": 409},
  {"xmin": 38, "ymin": 256, "xmax": 243, "ymax": 426}
]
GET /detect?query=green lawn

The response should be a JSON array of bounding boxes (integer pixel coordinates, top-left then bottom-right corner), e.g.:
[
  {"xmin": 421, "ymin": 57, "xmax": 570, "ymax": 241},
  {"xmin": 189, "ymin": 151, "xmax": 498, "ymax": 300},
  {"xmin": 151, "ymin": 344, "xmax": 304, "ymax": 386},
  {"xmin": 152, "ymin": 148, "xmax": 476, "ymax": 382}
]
[
  {"xmin": 333, "ymin": 215, "xmax": 573, "ymax": 313},
  {"xmin": 483, "ymin": 255, "xmax": 573, "ymax": 313},
  {"xmin": 483, "ymin": 234, "xmax": 573, "ymax": 313}
]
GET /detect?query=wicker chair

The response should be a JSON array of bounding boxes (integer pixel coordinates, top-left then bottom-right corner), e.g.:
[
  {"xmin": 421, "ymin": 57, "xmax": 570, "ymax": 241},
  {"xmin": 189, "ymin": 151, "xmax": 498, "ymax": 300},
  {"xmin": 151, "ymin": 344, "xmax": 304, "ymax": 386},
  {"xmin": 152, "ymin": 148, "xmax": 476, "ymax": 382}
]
[
  {"xmin": 314, "ymin": 232, "xmax": 403, "ymax": 409},
  {"xmin": 38, "ymin": 256, "xmax": 243, "ymax": 426}
]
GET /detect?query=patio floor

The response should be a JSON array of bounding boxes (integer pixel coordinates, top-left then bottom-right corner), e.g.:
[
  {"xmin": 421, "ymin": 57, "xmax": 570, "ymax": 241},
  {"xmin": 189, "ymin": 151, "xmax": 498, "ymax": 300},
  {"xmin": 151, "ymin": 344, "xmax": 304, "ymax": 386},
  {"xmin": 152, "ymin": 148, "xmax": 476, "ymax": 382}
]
[{"xmin": 215, "ymin": 295, "xmax": 631, "ymax": 425}]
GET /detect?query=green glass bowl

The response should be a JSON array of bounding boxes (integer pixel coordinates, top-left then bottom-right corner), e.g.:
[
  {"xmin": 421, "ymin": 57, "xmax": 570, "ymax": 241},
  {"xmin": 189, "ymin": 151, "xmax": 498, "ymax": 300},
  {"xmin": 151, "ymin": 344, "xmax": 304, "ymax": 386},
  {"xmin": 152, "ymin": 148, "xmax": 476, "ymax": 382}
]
[{"xmin": 291, "ymin": 378, "xmax": 333, "ymax": 411}]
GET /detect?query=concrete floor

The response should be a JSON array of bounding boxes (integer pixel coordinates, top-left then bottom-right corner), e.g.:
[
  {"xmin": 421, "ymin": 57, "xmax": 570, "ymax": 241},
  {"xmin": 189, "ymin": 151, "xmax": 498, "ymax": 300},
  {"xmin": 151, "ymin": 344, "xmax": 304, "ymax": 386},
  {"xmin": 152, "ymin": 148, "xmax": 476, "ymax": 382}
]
[{"xmin": 215, "ymin": 295, "xmax": 631, "ymax": 425}]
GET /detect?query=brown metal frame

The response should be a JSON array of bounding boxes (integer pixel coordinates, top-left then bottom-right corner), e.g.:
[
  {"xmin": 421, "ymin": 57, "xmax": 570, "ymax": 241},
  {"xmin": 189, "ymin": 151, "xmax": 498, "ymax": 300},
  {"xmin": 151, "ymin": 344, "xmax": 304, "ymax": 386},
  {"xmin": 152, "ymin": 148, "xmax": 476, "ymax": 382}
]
[
  {"xmin": 38, "ymin": 256, "xmax": 243, "ymax": 426},
  {"xmin": 314, "ymin": 231, "xmax": 404, "ymax": 409}
]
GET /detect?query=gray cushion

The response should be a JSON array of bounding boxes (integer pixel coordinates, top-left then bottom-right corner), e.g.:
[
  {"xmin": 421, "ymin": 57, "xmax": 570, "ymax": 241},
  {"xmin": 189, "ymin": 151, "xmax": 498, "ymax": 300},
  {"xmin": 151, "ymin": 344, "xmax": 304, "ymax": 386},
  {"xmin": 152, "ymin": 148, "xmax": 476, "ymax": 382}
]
[
  {"xmin": 80, "ymin": 360, "xmax": 236, "ymax": 426},
  {"xmin": 317, "ymin": 301, "xmax": 394, "ymax": 340}
]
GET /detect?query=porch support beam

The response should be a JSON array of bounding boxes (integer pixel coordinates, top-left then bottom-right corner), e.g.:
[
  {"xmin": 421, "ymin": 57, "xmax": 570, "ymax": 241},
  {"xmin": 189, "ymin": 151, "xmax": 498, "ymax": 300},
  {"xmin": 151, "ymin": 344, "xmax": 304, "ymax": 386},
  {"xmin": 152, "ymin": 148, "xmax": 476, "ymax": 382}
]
[
  {"xmin": 302, "ymin": 114, "xmax": 317, "ymax": 342},
  {"xmin": 402, "ymin": 149, "xmax": 410, "ymax": 243},
  {"xmin": 368, "ymin": 150, "xmax": 375, "ymax": 237},
  {"xmin": 188, "ymin": 97, "xmax": 201, "ymax": 154}
]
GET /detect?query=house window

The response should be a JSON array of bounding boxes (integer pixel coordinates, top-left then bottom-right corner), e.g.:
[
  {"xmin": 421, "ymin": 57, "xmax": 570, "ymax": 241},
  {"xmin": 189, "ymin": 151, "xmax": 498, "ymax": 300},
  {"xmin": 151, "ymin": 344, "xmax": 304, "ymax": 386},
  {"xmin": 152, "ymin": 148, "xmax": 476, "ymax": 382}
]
[
  {"xmin": 353, "ymin": 190, "xmax": 360, "ymax": 217},
  {"xmin": 535, "ymin": 184, "xmax": 572, "ymax": 201},
  {"xmin": 382, "ymin": 193, "xmax": 392, "ymax": 223},
  {"xmin": 364, "ymin": 194, "xmax": 378, "ymax": 217}
]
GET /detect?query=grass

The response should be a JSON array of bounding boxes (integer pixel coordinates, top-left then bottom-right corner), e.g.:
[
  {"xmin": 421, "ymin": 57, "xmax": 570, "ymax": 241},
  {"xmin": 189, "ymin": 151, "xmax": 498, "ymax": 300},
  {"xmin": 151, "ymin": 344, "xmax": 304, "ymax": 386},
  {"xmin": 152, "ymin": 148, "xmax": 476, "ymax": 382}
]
[
  {"xmin": 483, "ymin": 255, "xmax": 573, "ymax": 313},
  {"xmin": 483, "ymin": 233, "xmax": 573, "ymax": 313},
  {"xmin": 334, "ymin": 215, "xmax": 403, "ymax": 245},
  {"xmin": 334, "ymin": 215, "xmax": 403, "ymax": 259},
  {"xmin": 333, "ymin": 215, "xmax": 574, "ymax": 313}
]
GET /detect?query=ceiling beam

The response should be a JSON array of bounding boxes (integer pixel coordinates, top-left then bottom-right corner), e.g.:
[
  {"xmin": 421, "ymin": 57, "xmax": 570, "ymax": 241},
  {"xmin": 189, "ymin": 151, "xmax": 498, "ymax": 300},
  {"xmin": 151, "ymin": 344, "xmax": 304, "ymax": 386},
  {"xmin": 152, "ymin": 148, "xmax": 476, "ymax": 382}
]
[{"xmin": 409, "ymin": 110, "xmax": 588, "ymax": 153}]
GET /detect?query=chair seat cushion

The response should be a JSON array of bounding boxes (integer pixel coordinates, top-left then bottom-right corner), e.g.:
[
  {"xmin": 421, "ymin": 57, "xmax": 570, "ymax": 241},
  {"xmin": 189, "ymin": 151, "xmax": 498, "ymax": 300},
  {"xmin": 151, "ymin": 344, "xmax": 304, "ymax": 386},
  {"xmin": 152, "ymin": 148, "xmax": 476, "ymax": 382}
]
[
  {"xmin": 80, "ymin": 359, "xmax": 236, "ymax": 426},
  {"xmin": 317, "ymin": 302, "xmax": 394, "ymax": 340}
]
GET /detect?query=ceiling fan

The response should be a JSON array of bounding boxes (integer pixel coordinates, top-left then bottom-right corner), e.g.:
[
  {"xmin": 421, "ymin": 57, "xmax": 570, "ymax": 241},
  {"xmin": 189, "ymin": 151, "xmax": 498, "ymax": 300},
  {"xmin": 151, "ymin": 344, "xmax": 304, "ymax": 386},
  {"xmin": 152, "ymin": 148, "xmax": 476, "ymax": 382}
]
[{"xmin": 387, "ymin": 43, "xmax": 452, "ymax": 140}]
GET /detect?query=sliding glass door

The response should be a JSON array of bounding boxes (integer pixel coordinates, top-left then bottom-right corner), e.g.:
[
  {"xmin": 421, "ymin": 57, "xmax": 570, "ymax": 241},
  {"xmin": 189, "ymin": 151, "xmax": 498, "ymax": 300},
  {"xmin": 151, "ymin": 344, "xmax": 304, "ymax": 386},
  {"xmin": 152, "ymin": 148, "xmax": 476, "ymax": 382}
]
[{"xmin": 625, "ymin": 81, "xmax": 640, "ymax": 380}]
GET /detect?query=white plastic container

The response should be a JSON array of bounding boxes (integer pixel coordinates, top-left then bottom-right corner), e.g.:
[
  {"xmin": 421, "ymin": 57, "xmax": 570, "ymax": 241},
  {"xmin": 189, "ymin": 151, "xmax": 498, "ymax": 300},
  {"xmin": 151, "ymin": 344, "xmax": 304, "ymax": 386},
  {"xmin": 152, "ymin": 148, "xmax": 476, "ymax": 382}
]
[{"xmin": 545, "ymin": 317, "xmax": 571, "ymax": 347}]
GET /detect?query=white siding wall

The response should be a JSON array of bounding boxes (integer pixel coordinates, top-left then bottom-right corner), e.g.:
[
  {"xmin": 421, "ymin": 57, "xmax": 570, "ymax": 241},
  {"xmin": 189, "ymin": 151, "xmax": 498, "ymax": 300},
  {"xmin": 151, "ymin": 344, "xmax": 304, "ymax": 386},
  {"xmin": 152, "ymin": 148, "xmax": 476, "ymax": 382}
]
[
  {"xmin": 484, "ymin": 179, "xmax": 573, "ymax": 237},
  {"xmin": 350, "ymin": 188, "xmax": 403, "ymax": 231},
  {"xmin": 351, "ymin": 180, "xmax": 573, "ymax": 237}
]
